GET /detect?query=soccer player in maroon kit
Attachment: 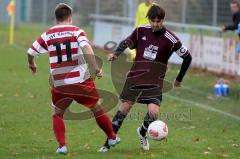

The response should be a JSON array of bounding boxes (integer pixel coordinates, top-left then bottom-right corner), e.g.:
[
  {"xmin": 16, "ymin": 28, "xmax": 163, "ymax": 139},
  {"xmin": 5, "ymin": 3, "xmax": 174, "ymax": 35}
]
[
  {"xmin": 99, "ymin": 4, "xmax": 192, "ymax": 152},
  {"xmin": 27, "ymin": 3, "xmax": 119, "ymax": 154}
]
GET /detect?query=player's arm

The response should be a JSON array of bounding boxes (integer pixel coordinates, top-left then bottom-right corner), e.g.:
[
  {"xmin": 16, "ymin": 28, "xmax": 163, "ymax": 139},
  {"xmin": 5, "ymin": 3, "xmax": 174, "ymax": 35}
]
[
  {"xmin": 173, "ymin": 42, "xmax": 192, "ymax": 87},
  {"xmin": 108, "ymin": 28, "xmax": 138, "ymax": 61},
  {"xmin": 223, "ymin": 13, "xmax": 240, "ymax": 31},
  {"xmin": 224, "ymin": 21, "xmax": 238, "ymax": 31},
  {"xmin": 28, "ymin": 54, "xmax": 37, "ymax": 74},
  {"xmin": 77, "ymin": 31, "xmax": 102, "ymax": 78},
  {"xmin": 81, "ymin": 45, "xmax": 102, "ymax": 78},
  {"xmin": 27, "ymin": 33, "xmax": 48, "ymax": 75}
]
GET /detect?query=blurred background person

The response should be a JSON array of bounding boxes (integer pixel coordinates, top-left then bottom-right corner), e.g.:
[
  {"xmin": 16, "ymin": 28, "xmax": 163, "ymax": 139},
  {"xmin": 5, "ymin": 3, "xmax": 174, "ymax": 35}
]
[
  {"xmin": 222, "ymin": 0, "xmax": 240, "ymax": 38},
  {"xmin": 135, "ymin": 0, "xmax": 153, "ymax": 27},
  {"xmin": 128, "ymin": 0, "xmax": 153, "ymax": 60}
]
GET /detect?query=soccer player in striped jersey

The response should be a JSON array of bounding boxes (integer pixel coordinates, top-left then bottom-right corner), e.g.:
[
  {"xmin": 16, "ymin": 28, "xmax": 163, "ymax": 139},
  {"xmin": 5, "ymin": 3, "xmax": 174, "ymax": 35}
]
[
  {"xmin": 99, "ymin": 4, "xmax": 192, "ymax": 152},
  {"xmin": 27, "ymin": 3, "xmax": 120, "ymax": 154}
]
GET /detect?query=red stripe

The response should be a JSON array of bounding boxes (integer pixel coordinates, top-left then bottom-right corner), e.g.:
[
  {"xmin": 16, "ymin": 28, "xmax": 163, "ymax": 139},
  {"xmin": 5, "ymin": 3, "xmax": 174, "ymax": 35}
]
[
  {"xmin": 47, "ymin": 26, "xmax": 80, "ymax": 35},
  {"xmin": 50, "ymin": 60, "xmax": 79, "ymax": 69},
  {"xmin": 53, "ymin": 71, "xmax": 80, "ymax": 81},
  {"xmin": 79, "ymin": 40, "xmax": 89, "ymax": 44},
  {"xmin": 77, "ymin": 32, "xmax": 87, "ymax": 38},
  {"xmin": 37, "ymin": 37, "xmax": 48, "ymax": 51},
  {"xmin": 47, "ymin": 36, "xmax": 77, "ymax": 46},
  {"xmin": 49, "ymin": 48, "xmax": 78, "ymax": 57},
  {"xmin": 31, "ymin": 46, "xmax": 40, "ymax": 54}
]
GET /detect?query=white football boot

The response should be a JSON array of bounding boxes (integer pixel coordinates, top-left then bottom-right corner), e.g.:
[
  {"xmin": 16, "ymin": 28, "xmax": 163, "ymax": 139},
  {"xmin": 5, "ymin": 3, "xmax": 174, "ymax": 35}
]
[
  {"xmin": 56, "ymin": 146, "xmax": 68, "ymax": 154},
  {"xmin": 108, "ymin": 136, "xmax": 121, "ymax": 146},
  {"xmin": 98, "ymin": 136, "xmax": 121, "ymax": 152},
  {"xmin": 137, "ymin": 127, "xmax": 150, "ymax": 151}
]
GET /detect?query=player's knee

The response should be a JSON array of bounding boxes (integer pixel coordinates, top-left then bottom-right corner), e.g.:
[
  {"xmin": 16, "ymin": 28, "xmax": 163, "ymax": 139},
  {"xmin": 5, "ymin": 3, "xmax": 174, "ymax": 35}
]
[
  {"xmin": 119, "ymin": 101, "xmax": 133, "ymax": 114},
  {"xmin": 148, "ymin": 108, "xmax": 159, "ymax": 117},
  {"xmin": 52, "ymin": 104, "xmax": 65, "ymax": 116},
  {"xmin": 146, "ymin": 111, "xmax": 158, "ymax": 121},
  {"xmin": 148, "ymin": 103, "xmax": 160, "ymax": 115},
  {"xmin": 90, "ymin": 104, "xmax": 105, "ymax": 117}
]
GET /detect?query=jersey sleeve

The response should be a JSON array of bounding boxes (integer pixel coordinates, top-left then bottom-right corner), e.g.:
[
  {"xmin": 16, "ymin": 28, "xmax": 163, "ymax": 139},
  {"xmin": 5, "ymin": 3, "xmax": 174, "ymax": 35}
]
[
  {"xmin": 76, "ymin": 30, "xmax": 90, "ymax": 48},
  {"xmin": 27, "ymin": 32, "xmax": 48, "ymax": 56},
  {"xmin": 114, "ymin": 28, "xmax": 139, "ymax": 56},
  {"xmin": 125, "ymin": 28, "xmax": 139, "ymax": 49},
  {"xmin": 170, "ymin": 34, "xmax": 189, "ymax": 58}
]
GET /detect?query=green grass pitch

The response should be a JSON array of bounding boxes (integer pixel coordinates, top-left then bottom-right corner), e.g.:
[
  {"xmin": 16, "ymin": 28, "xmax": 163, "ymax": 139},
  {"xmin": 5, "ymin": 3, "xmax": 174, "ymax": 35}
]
[{"xmin": 0, "ymin": 25, "xmax": 239, "ymax": 159}]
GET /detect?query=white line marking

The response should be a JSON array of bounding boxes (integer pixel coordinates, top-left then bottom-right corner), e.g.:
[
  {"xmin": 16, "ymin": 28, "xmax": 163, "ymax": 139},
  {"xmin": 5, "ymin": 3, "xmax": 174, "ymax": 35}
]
[{"xmin": 165, "ymin": 94, "xmax": 240, "ymax": 121}]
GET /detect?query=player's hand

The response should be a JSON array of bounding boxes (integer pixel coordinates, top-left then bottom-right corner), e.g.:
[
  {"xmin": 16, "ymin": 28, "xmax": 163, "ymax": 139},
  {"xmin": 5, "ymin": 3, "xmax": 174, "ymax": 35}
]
[
  {"xmin": 174, "ymin": 80, "xmax": 181, "ymax": 87},
  {"xmin": 221, "ymin": 26, "xmax": 226, "ymax": 32},
  {"xmin": 96, "ymin": 69, "xmax": 103, "ymax": 79},
  {"xmin": 107, "ymin": 53, "xmax": 117, "ymax": 61},
  {"xmin": 29, "ymin": 63, "xmax": 37, "ymax": 75}
]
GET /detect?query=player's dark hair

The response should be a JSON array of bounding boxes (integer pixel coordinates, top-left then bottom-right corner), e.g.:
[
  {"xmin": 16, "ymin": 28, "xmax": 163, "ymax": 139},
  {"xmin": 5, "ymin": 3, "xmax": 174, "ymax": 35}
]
[
  {"xmin": 146, "ymin": 4, "xmax": 165, "ymax": 20},
  {"xmin": 231, "ymin": 0, "xmax": 240, "ymax": 9},
  {"xmin": 55, "ymin": 3, "xmax": 72, "ymax": 22}
]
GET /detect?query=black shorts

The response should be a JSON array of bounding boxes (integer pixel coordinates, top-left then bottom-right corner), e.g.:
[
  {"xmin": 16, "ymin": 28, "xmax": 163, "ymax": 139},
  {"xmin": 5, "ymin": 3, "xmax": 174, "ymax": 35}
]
[{"xmin": 120, "ymin": 80, "xmax": 162, "ymax": 106}]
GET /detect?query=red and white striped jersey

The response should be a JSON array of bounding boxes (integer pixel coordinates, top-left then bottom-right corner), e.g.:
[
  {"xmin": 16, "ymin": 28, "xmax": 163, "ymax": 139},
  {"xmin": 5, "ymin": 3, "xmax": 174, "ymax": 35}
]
[{"xmin": 28, "ymin": 25, "xmax": 91, "ymax": 87}]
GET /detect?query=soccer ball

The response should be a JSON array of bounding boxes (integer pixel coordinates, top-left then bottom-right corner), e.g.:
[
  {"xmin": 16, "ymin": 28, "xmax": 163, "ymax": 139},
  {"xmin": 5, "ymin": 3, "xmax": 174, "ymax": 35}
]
[{"xmin": 147, "ymin": 120, "xmax": 168, "ymax": 140}]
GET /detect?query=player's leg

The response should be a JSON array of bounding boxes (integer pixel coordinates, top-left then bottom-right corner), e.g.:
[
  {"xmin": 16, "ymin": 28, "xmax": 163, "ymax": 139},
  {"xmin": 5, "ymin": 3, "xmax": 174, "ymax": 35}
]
[
  {"xmin": 99, "ymin": 79, "xmax": 137, "ymax": 152},
  {"xmin": 137, "ymin": 103, "xmax": 160, "ymax": 151},
  {"xmin": 90, "ymin": 103, "xmax": 119, "ymax": 145},
  {"xmin": 98, "ymin": 101, "xmax": 133, "ymax": 152},
  {"xmin": 110, "ymin": 79, "xmax": 137, "ymax": 134},
  {"xmin": 52, "ymin": 88, "xmax": 73, "ymax": 154},
  {"xmin": 112, "ymin": 101, "xmax": 133, "ymax": 133},
  {"xmin": 139, "ymin": 103, "xmax": 159, "ymax": 136},
  {"xmin": 74, "ymin": 79, "xmax": 120, "ymax": 147}
]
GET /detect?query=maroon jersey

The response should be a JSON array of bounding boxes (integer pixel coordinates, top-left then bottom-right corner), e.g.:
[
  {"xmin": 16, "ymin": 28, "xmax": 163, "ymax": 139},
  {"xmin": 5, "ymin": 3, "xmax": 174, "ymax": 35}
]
[
  {"xmin": 116, "ymin": 25, "xmax": 192, "ymax": 103},
  {"xmin": 128, "ymin": 25, "xmax": 189, "ymax": 63},
  {"xmin": 124, "ymin": 25, "xmax": 189, "ymax": 85}
]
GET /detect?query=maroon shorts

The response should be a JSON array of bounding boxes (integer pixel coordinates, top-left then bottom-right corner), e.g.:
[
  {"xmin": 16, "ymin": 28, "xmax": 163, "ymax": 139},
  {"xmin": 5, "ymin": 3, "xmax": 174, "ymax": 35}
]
[{"xmin": 51, "ymin": 79, "xmax": 99, "ymax": 108}]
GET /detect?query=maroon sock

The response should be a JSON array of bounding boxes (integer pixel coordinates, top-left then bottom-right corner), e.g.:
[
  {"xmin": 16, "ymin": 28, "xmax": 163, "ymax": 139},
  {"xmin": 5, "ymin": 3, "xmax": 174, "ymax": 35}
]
[
  {"xmin": 93, "ymin": 108, "xmax": 116, "ymax": 140},
  {"xmin": 52, "ymin": 114, "xmax": 66, "ymax": 147}
]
